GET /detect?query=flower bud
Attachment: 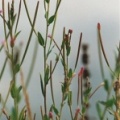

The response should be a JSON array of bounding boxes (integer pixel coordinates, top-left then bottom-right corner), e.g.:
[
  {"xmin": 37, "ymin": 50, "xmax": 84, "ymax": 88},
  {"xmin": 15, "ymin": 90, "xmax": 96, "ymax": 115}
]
[
  {"xmin": 97, "ymin": 23, "xmax": 101, "ymax": 30},
  {"xmin": 10, "ymin": 37, "xmax": 15, "ymax": 48},
  {"xmin": 49, "ymin": 111, "xmax": 53, "ymax": 119},
  {"xmin": 68, "ymin": 29, "xmax": 73, "ymax": 34}
]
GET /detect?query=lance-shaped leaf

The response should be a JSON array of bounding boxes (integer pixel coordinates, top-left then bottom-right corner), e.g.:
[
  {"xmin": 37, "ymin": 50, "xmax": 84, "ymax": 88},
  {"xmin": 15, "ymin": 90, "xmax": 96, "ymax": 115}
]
[
  {"xmin": 43, "ymin": 114, "xmax": 49, "ymax": 120},
  {"xmin": 19, "ymin": 106, "xmax": 26, "ymax": 120},
  {"xmin": 44, "ymin": 65, "xmax": 50, "ymax": 85},
  {"xmin": 68, "ymin": 91, "xmax": 72, "ymax": 106},
  {"xmin": 52, "ymin": 105, "xmax": 59, "ymax": 116},
  {"xmin": 45, "ymin": 0, "xmax": 49, "ymax": 4},
  {"xmin": 99, "ymin": 98, "xmax": 115, "ymax": 108},
  {"xmin": 14, "ymin": 64, "xmax": 20, "ymax": 74},
  {"xmin": 48, "ymin": 15, "xmax": 55, "ymax": 25},
  {"xmin": 66, "ymin": 46, "xmax": 71, "ymax": 56},
  {"xmin": 68, "ymin": 68, "xmax": 72, "ymax": 79},
  {"xmin": 15, "ymin": 31, "xmax": 21, "ymax": 39},
  {"xmin": 38, "ymin": 32, "xmax": 44, "ymax": 46},
  {"xmin": 96, "ymin": 103, "xmax": 102, "ymax": 119},
  {"xmin": 40, "ymin": 74, "xmax": 45, "ymax": 97},
  {"xmin": 45, "ymin": 11, "xmax": 48, "ymax": 19}
]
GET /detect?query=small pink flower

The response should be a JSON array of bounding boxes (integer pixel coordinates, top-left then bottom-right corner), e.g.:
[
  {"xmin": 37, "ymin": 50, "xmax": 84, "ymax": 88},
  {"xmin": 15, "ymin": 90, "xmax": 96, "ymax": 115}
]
[
  {"xmin": 97, "ymin": 23, "xmax": 101, "ymax": 30},
  {"xmin": 49, "ymin": 111, "xmax": 53, "ymax": 119},
  {"xmin": 47, "ymin": 34, "xmax": 52, "ymax": 39},
  {"xmin": 78, "ymin": 67, "xmax": 84, "ymax": 77}
]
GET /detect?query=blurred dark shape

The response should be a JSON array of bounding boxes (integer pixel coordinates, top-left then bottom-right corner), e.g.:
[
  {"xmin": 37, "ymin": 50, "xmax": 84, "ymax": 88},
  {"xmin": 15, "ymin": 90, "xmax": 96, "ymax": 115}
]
[
  {"xmin": 82, "ymin": 44, "xmax": 88, "ymax": 52},
  {"xmin": 82, "ymin": 53, "xmax": 89, "ymax": 65},
  {"xmin": 83, "ymin": 68, "xmax": 90, "ymax": 79}
]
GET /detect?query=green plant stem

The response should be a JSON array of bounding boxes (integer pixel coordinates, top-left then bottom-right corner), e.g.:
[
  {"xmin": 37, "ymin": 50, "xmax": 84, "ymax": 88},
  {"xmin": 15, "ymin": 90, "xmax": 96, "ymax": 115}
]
[
  {"xmin": 0, "ymin": 57, "xmax": 8, "ymax": 81},
  {"xmin": 69, "ymin": 105, "xmax": 74, "ymax": 120},
  {"xmin": 101, "ymin": 81, "xmax": 114, "ymax": 120},
  {"xmin": 0, "ymin": 80, "xmax": 14, "ymax": 117},
  {"xmin": 43, "ymin": 1, "xmax": 50, "ymax": 115},
  {"xmin": 11, "ymin": 47, "xmax": 18, "ymax": 120},
  {"xmin": 59, "ymin": 96, "xmax": 64, "ymax": 120},
  {"xmin": 2, "ymin": 0, "xmax": 9, "ymax": 52},
  {"xmin": 23, "ymin": 0, "xmax": 38, "ymax": 35},
  {"xmin": 89, "ymin": 82, "xmax": 104, "ymax": 99},
  {"xmin": 25, "ymin": 40, "xmax": 38, "ymax": 88},
  {"xmin": 20, "ymin": 2, "xmax": 39, "ymax": 66},
  {"xmin": 74, "ymin": 33, "xmax": 82, "ymax": 71},
  {"xmin": 48, "ymin": 0, "xmax": 59, "ymax": 48},
  {"xmin": 15, "ymin": 0, "xmax": 22, "ymax": 33},
  {"xmin": 50, "ymin": 61, "xmax": 55, "ymax": 105}
]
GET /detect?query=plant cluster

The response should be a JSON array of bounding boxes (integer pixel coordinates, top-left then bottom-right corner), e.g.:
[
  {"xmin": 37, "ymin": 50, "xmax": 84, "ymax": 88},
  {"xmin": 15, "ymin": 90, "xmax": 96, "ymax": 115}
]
[{"xmin": 0, "ymin": 0, "xmax": 119, "ymax": 120}]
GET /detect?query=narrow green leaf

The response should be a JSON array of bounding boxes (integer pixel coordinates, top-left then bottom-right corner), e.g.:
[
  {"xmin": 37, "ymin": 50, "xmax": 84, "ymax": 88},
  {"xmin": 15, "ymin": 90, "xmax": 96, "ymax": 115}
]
[
  {"xmin": 66, "ymin": 46, "xmax": 71, "ymax": 56},
  {"xmin": 11, "ymin": 14, "xmax": 16, "ymax": 25},
  {"xmin": 84, "ymin": 87, "xmax": 92, "ymax": 96},
  {"xmin": 68, "ymin": 68, "xmax": 72, "ymax": 78},
  {"xmin": 68, "ymin": 91, "xmax": 72, "ymax": 106},
  {"xmin": 0, "ymin": 57, "xmax": 8, "ymax": 81},
  {"xmin": 44, "ymin": 66, "xmax": 50, "ymax": 85},
  {"xmin": 38, "ymin": 32, "xmax": 44, "ymax": 46},
  {"xmin": 43, "ymin": 114, "xmax": 49, "ymax": 120},
  {"xmin": 104, "ymin": 79, "xmax": 109, "ymax": 91},
  {"xmin": 11, "ymin": 85, "xmax": 16, "ymax": 99},
  {"xmin": 15, "ymin": 31, "xmax": 21, "ymax": 39},
  {"xmin": 40, "ymin": 74, "xmax": 45, "ymax": 97},
  {"xmin": 55, "ymin": 53, "xmax": 59, "ymax": 62},
  {"xmin": 47, "ymin": 45, "xmax": 55, "ymax": 58},
  {"xmin": 7, "ymin": 20, "xmax": 11, "ymax": 30},
  {"xmin": 48, "ymin": 15, "xmax": 55, "ymax": 25},
  {"xmin": 52, "ymin": 105, "xmax": 59, "ymax": 115},
  {"xmin": 99, "ymin": 98, "xmax": 114, "ymax": 108},
  {"xmin": 14, "ymin": 64, "xmax": 20, "ymax": 74},
  {"xmin": 45, "ymin": 11, "xmax": 48, "ymax": 19},
  {"xmin": 96, "ymin": 103, "xmax": 102, "ymax": 119},
  {"xmin": 19, "ymin": 106, "xmax": 26, "ymax": 120},
  {"xmin": 82, "ymin": 106, "xmax": 86, "ymax": 114},
  {"xmin": 63, "ymin": 93, "xmax": 68, "ymax": 101},
  {"xmin": 45, "ymin": 0, "xmax": 49, "ymax": 4},
  {"xmin": 17, "ymin": 86, "xmax": 22, "ymax": 94}
]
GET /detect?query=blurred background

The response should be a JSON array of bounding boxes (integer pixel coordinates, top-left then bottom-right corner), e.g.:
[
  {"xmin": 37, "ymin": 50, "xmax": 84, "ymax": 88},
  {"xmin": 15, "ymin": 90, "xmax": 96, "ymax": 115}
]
[{"xmin": 0, "ymin": 0, "xmax": 120, "ymax": 119}]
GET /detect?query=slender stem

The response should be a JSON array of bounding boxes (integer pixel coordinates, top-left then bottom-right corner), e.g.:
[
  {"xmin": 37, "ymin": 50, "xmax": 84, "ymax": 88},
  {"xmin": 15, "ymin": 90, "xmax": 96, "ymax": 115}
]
[
  {"xmin": 69, "ymin": 105, "xmax": 74, "ymax": 120},
  {"xmin": 20, "ymin": 1, "xmax": 39, "ymax": 66},
  {"xmin": 89, "ymin": 82, "xmax": 104, "ymax": 99},
  {"xmin": 50, "ymin": 61, "xmax": 55, "ymax": 105},
  {"xmin": 25, "ymin": 40, "xmax": 38, "ymax": 88},
  {"xmin": 23, "ymin": 0, "xmax": 38, "ymax": 35},
  {"xmin": 2, "ymin": 0, "xmax": 9, "ymax": 52},
  {"xmin": 0, "ymin": 80, "xmax": 14, "ymax": 117},
  {"xmin": 0, "ymin": 57, "xmax": 8, "ymax": 81},
  {"xmin": 59, "ymin": 96, "xmax": 64, "ymax": 120},
  {"xmin": 15, "ymin": 0, "xmax": 22, "ymax": 33},
  {"xmin": 74, "ymin": 33, "xmax": 82, "ymax": 71}
]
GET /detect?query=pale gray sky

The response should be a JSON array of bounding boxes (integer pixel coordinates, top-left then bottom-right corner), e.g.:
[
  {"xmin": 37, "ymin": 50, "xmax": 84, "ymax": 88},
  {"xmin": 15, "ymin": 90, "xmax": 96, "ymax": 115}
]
[{"xmin": 0, "ymin": 0, "xmax": 120, "ymax": 119}]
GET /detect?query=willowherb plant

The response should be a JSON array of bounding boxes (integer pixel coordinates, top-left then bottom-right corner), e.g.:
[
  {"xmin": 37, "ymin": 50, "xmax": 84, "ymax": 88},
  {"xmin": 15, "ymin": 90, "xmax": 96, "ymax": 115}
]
[{"xmin": 0, "ymin": 0, "xmax": 119, "ymax": 120}]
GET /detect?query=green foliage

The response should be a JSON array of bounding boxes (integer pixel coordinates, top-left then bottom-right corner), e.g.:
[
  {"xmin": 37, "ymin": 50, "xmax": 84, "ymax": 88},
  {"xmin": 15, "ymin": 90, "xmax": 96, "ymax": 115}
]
[
  {"xmin": 18, "ymin": 106, "xmax": 26, "ymax": 120},
  {"xmin": 38, "ymin": 32, "xmax": 44, "ymax": 47},
  {"xmin": 40, "ymin": 74, "xmax": 45, "ymax": 97},
  {"xmin": 44, "ymin": 65, "xmax": 50, "ymax": 85},
  {"xmin": 96, "ymin": 103, "xmax": 102, "ymax": 119},
  {"xmin": 48, "ymin": 15, "xmax": 55, "ymax": 25}
]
